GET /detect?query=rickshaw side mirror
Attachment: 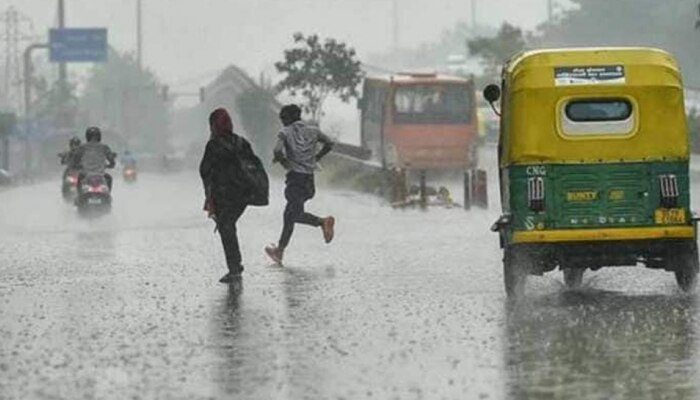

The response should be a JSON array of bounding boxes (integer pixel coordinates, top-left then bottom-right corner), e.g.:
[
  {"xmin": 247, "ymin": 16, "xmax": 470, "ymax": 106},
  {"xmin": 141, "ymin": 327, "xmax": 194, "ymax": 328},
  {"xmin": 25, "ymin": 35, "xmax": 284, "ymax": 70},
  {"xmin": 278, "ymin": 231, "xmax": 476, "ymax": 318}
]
[
  {"xmin": 483, "ymin": 84, "xmax": 502, "ymax": 117},
  {"xmin": 483, "ymin": 84, "xmax": 501, "ymax": 103}
]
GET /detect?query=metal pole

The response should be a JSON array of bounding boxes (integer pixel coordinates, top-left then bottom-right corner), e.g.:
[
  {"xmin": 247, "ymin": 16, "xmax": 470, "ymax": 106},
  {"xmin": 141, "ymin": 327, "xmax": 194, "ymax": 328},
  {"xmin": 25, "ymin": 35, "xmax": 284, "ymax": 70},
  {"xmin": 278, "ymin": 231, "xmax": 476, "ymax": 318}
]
[
  {"xmin": 57, "ymin": 0, "xmax": 66, "ymax": 96},
  {"xmin": 1, "ymin": 136, "xmax": 8, "ymax": 171},
  {"xmin": 547, "ymin": 0, "xmax": 553, "ymax": 22},
  {"xmin": 137, "ymin": 0, "xmax": 142, "ymax": 69},
  {"xmin": 23, "ymin": 43, "xmax": 48, "ymax": 176},
  {"xmin": 471, "ymin": 0, "xmax": 477, "ymax": 29},
  {"xmin": 392, "ymin": 0, "xmax": 398, "ymax": 50}
]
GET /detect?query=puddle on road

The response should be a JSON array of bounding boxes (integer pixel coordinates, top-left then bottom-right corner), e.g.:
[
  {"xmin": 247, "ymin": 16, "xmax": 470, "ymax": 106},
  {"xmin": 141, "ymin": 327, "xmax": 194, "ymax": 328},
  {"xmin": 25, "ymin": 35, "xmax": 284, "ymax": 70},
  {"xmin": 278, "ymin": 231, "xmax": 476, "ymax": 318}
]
[{"xmin": 504, "ymin": 288, "xmax": 699, "ymax": 399}]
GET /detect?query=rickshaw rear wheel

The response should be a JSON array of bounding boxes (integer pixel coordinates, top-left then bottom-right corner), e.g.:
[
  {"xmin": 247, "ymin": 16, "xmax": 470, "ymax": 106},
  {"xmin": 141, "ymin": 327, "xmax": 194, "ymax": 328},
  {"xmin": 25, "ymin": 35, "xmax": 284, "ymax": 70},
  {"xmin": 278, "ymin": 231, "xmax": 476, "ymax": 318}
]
[
  {"xmin": 504, "ymin": 247, "xmax": 529, "ymax": 299},
  {"xmin": 562, "ymin": 268, "xmax": 585, "ymax": 288},
  {"xmin": 674, "ymin": 244, "xmax": 699, "ymax": 292}
]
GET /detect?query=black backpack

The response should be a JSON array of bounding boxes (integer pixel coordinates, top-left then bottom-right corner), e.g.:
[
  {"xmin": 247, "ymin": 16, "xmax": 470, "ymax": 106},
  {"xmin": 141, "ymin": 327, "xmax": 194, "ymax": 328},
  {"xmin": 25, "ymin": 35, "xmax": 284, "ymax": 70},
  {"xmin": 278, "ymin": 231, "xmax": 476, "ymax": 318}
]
[{"xmin": 221, "ymin": 134, "xmax": 269, "ymax": 206}]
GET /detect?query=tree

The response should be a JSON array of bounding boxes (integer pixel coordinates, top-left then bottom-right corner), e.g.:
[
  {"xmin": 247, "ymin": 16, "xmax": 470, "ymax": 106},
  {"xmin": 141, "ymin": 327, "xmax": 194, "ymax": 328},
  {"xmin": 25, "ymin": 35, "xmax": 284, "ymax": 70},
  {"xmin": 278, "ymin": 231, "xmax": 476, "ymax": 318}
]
[
  {"xmin": 236, "ymin": 85, "xmax": 279, "ymax": 162},
  {"xmin": 79, "ymin": 49, "xmax": 170, "ymax": 152},
  {"xmin": 467, "ymin": 23, "xmax": 526, "ymax": 78},
  {"xmin": 534, "ymin": 0, "xmax": 700, "ymax": 86},
  {"xmin": 367, "ymin": 22, "xmax": 496, "ymax": 73},
  {"xmin": 275, "ymin": 33, "xmax": 363, "ymax": 122}
]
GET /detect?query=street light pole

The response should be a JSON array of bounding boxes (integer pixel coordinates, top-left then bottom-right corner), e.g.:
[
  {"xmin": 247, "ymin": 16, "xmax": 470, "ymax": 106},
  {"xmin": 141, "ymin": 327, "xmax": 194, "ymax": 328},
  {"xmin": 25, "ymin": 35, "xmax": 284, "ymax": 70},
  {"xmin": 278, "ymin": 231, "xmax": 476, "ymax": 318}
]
[
  {"xmin": 23, "ymin": 43, "xmax": 48, "ymax": 176},
  {"xmin": 392, "ymin": 0, "xmax": 398, "ymax": 51},
  {"xmin": 137, "ymin": 0, "xmax": 142, "ymax": 70},
  {"xmin": 57, "ymin": 0, "xmax": 66, "ymax": 97},
  {"xmin": 547, "ymin": 0, "xmax": 554, "ymax": 22}
]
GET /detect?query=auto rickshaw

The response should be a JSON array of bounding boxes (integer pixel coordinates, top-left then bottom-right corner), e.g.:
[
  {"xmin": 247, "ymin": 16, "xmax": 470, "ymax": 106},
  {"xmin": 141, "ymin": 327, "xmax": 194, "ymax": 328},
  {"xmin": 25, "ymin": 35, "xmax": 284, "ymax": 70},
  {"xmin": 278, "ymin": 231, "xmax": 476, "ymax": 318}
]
[{"xmin": 483, "ymin": 47, "xmax": 699, "ymax": 298}]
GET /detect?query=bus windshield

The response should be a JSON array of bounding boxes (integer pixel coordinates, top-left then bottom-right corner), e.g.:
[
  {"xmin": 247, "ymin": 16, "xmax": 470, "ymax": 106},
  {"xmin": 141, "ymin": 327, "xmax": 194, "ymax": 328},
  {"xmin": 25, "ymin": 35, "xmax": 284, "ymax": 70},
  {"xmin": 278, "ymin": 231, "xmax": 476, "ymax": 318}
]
[{"xmin": 393, "ymin": 84, "xmax": 472, "ymax": 124}]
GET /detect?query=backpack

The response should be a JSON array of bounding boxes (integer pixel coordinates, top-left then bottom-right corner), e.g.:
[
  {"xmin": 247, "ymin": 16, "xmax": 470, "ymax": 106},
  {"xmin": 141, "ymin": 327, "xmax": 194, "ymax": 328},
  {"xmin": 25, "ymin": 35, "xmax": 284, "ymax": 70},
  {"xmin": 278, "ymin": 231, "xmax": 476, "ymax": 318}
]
[{"xmin": 222, "ymin": 134, "xmax": 269, "ymax": 206}]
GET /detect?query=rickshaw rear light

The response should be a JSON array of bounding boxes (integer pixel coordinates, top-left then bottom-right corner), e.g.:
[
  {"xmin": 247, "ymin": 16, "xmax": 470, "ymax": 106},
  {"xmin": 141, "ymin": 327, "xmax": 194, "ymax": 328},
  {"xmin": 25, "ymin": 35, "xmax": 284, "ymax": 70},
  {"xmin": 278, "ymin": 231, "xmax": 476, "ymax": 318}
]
[
  {"xmin": 659, "ymin": 174, "xmax": 679, "ymax": 208},
  {"xmin": 527, "ymin": 177, "xmax": 545, "ymax": 211}
]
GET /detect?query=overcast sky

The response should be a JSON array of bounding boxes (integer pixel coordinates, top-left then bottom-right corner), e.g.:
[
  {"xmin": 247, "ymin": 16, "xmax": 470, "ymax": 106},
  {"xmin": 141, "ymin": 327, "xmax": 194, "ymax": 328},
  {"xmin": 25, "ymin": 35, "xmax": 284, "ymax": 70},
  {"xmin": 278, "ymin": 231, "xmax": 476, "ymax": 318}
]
[{"xmin": 2, "ymin": 0, "xmax": 568, "ymax": 89}]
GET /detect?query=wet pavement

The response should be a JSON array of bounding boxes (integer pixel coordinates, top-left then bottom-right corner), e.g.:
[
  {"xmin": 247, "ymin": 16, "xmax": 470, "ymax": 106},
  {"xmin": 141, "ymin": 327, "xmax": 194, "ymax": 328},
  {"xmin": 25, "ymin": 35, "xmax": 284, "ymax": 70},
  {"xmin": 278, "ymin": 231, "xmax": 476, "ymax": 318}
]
[{"xmin": 1, "ymin": 166, "xmax": 699, "ymax": 399}]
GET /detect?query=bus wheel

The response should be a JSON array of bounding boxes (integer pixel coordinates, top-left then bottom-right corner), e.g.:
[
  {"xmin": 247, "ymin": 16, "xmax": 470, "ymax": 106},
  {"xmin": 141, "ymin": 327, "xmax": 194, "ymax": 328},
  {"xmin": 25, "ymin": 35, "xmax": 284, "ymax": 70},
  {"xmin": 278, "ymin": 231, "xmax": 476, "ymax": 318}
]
[
  {"xmin": 504, "ymin": 247, "xmax": 528, "ymax": 299},
  {"xmin": 562, "ymin": 268, "xmax": 584, "ymax": 289},
  {"xmin": 674, "ymin": 245, "xmax": 699, "ymax": 292}
]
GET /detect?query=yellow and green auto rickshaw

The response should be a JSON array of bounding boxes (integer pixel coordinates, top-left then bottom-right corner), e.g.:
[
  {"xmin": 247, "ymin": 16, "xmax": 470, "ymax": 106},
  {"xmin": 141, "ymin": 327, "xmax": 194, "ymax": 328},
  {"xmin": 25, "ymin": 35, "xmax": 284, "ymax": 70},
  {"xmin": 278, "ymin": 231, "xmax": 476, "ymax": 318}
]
[{"xmin": 483, "ymin": 47, "xmax": 699, "ymax": 298}]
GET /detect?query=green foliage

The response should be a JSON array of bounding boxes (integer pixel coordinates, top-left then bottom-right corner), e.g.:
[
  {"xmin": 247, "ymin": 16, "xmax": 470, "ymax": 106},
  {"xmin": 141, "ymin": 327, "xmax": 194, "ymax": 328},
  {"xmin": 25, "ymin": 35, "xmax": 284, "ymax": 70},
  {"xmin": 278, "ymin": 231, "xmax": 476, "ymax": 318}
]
[
  {"xmin": 0, "ymin": 113, "xmax": 15, "ymax": 136},
  {"xmin": 236, "ymin": 86, "xmax": 279, "ymax": 162},
  {"xmin": 275, "ymin": 33, "xmax": 363, "ymax": 122},
  {"xmin": 534, "ymin": 0, "xmax": 700, "ymax": 86},
  {"xmin": 467, "ymin": 23, "xmax": 526, "ymax": 78},
  {"xmin": 367, "ymin": 22, "xmax": 495, "ymax": 72},
  {"xmin": 79, "ymin": 49, "xmax": 169, "ymax": 152},
  {"xmin": 687, "ymin": 109, "xmax": 700, "ymax": 153}
]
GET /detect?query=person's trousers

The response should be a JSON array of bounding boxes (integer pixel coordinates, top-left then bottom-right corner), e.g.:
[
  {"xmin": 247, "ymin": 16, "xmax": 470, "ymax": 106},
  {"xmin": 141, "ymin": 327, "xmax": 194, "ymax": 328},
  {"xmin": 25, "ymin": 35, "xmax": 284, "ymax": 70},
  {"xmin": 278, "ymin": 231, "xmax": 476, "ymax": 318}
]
[
  {"xmin": 279, "ymin": 171, "xmax": 322, "ymax": 249},
  {"xmin": 217, "ymin": 203, "xmax": 247, "ymax": 274}
]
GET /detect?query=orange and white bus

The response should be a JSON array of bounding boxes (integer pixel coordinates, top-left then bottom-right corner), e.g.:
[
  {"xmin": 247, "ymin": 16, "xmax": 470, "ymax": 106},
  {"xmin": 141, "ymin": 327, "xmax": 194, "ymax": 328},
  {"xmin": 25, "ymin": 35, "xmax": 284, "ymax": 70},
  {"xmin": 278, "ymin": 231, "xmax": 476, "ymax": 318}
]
[{"xmin": 357, "ymin": 73, "xmax": 485, "ymax": 207}]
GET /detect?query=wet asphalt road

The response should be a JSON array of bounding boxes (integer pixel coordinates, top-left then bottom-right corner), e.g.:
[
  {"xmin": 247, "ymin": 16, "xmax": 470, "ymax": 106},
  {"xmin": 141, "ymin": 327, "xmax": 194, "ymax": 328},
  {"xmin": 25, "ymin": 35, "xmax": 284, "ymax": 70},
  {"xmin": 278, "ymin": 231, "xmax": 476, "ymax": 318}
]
[{"xmin": 1, "ymin": 163, "xmax": 699, "ymax": 399}]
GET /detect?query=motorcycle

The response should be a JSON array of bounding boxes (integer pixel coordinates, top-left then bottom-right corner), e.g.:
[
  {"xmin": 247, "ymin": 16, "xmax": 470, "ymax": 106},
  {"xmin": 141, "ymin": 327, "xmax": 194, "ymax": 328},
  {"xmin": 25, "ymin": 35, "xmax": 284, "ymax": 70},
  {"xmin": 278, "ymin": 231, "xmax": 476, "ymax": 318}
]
[
  {"xmin": 122, "ymin": 166, "xmax": 137, "ymax": 182},
  {"xmin": 61, "ymin": 169, "xmax": 80, "ymax": 202},
  {"xmin": 75, "ymin": 173, "xmax": 112, "ymax": 216}
]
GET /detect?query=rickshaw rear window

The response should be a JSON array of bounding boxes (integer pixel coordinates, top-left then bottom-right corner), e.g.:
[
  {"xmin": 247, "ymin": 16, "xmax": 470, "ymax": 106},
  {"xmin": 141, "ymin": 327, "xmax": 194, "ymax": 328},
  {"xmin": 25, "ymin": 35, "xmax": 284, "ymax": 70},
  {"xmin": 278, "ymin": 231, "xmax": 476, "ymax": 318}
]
[{"xmin": 565, "ymin": 99, "xmax": 632, "ymax": 122}]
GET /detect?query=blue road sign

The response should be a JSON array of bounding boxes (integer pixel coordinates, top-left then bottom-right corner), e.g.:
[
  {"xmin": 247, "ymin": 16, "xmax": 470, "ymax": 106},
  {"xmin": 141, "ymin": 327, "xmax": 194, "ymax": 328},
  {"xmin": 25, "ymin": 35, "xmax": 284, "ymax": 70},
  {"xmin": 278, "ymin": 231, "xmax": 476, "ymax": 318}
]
[{"xmin": 49, "ymin": 28, "xmax": 108, "ymax": 63}]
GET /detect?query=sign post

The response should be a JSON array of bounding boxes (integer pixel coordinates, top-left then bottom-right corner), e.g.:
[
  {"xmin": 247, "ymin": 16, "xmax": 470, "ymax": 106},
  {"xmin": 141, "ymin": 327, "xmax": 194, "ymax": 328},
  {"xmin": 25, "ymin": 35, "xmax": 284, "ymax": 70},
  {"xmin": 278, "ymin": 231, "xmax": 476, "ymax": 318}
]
[{"xmin": 49, "ymin": 28, "xmax": 108, "ymax": 63}]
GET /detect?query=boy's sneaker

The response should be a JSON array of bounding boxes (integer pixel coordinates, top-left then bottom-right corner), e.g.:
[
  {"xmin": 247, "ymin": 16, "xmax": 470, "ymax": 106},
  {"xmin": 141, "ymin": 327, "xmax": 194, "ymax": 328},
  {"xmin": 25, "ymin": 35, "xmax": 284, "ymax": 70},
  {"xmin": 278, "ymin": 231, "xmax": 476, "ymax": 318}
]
[
  {"xmin": 219, "ymin": 271, "xmax": 242, "ymax": 284},
  {"xmin": 265, "ymin": 245, "xmax": 284, "ymax": 264},
  {"xmin": 321, "ymin": 216, "xmax": 335, "ymax": 244}
]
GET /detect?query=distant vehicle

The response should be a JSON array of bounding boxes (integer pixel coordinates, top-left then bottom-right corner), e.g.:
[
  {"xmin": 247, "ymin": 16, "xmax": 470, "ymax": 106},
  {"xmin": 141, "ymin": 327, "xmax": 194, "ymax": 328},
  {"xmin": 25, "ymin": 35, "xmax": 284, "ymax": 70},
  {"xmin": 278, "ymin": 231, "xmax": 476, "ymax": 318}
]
[
  {"xmin": 0, "ymin": 168, "xmax": 12, "ymax": 186},
  {"xmin": 357, "ymin": 72, "xmax": 487, "ymax": 209},
  {"xmin": 121, "ymin": 152, "xmax": 137, "ymax": 182},
  {"xmin": 445, "ymin": 54, "xmax": 481, "ymax": 77},
  {"xmin": 477, "ymin": 106, "xmax": 498, "ymax": 144},
  {"xmin": 486, "ymin": 47, "xmax": 699, "ymax": 298},
  {"xmin": 122, "ymin": 166, "xmax": 137, "ymax": 182}
]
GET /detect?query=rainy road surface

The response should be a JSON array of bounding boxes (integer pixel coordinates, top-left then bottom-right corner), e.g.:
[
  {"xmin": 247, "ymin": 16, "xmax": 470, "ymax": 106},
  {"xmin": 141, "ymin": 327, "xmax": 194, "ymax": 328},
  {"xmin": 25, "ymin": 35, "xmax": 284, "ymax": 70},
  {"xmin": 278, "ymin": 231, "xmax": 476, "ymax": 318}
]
[{"xmin": 1, "ymin": 164, "xmax": 699, "ymax": 400}]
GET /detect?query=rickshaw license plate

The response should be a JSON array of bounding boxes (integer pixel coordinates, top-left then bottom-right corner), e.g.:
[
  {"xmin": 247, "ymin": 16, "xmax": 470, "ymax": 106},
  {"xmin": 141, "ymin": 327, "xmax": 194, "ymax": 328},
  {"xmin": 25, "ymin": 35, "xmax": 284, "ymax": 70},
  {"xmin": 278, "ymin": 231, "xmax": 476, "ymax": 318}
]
[
  {"xmin": 655, "ymin": 208, "xmax": 686, "ymax": 224},
  {"xmin": 88, "ymin": 198, "xmax": 102, "ymax": 205}
]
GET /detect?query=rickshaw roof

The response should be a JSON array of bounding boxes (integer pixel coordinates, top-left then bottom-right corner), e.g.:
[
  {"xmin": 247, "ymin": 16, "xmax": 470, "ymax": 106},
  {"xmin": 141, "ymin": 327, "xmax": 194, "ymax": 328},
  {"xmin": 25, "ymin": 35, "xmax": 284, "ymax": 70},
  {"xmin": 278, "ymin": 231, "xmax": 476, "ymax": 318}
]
[
  {"xmin": 505, "ymin": 47, "xmax": 682, "ymax": 89},
  {"xmin": 500, "ymin": 47, "xmax": 689, "ymax": 165}
]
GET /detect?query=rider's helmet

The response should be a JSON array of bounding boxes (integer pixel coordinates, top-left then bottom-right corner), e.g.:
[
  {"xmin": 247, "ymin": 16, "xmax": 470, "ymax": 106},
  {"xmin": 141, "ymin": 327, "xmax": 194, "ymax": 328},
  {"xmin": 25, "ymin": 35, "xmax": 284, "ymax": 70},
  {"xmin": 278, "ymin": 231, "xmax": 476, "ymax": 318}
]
[
  {"xmin": 69, "ymin": 136, "xmax": 81, "ymax": 149},
  {"xmin": 85, "ymin": 126, "xmax": 102, "ymax": 143}
]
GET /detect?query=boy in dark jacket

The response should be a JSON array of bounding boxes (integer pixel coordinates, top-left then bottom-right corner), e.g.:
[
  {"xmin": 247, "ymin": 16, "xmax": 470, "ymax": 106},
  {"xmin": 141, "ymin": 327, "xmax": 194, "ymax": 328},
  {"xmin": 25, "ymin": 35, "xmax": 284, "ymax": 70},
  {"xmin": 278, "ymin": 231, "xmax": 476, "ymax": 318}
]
[{"xmin": 200, "ymin": 108, "xmax": 259, "ymax": 283}]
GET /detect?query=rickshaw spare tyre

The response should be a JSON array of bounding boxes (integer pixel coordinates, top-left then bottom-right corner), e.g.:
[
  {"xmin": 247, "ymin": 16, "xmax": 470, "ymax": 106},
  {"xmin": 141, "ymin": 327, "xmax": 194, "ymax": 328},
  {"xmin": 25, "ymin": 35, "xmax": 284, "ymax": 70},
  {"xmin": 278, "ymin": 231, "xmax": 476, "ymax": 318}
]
[
  {"xmin": 563, "ymin": 268, "xmax": 585, "ymax": 289},
  {"xmin": 674, "ymin": 243, "xmax": 699, "ymax": 292},
  {"xmin": 503, "ymin": 247, "xmax": 530, "ymax": 299}
]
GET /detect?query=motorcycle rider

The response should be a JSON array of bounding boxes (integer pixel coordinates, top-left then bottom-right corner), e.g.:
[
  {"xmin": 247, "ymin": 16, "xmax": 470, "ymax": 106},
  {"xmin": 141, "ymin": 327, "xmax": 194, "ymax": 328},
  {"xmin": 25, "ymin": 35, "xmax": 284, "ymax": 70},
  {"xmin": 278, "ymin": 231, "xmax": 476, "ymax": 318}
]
[
  {"xmin": 71, "ymin": 126, "xmax": 117, "ymax": 191},
  {"xmin": 59, "ymin": 136, "xmax": 81, "ymax": 167},
  {"xmin": 59, "ymin": 136, "xmax": 81, "ymax": 179},
  {"xmin": 121, "ymin": 149, "xmax": 137, "ymax": 169}
]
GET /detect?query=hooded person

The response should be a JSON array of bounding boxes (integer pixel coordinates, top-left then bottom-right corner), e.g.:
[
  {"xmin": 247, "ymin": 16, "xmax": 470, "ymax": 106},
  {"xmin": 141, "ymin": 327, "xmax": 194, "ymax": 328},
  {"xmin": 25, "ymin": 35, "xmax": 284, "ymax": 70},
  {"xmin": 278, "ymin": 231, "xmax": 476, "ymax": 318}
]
[{"xmin": 199, "ymin": 108, "xmax": 262, "ymax": 283}]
